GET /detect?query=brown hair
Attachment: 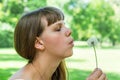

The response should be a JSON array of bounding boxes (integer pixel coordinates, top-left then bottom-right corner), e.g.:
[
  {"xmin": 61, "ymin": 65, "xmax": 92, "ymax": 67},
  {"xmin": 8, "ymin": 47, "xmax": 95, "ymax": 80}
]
[{"xmin": 14, "ymin": 7, "xmax": 67, "ymax": 80}]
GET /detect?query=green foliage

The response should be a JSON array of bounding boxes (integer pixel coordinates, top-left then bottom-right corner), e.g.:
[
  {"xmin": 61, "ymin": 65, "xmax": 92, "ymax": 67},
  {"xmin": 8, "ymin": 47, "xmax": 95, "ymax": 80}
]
[
  {"xmin": 9, "ymin": 1, "xmax": 24, "ymax": 15},
  {"xmin": 25, "ymin": 0, "xmax": 47, "ymax": 10},
  {"xmin": 0, "ymin": 0, "xmax": 47, "ymax": 25},
  {"xmin": 0, "ymin": 0, "xmax": 2, "ymax": 3},
  {"xmin": 108, "ymin": 21, "xmax": 120, "ymax": 46},
  {"xmin": 0, "ymin": 23, "xmax": 14, "ymax": 48},
  {"xmin": 0, "ymin": 0, "xmax": 47, "ymax": 48},
  {"xmin": 0, "ymin": 15, "xmax": 18, "ymax": 27},
  {"xmin": 63, "ymin": 0, "xmax": 116, "ymax": 44},
  {"xmin": 90, "ymin": 0, "xmax": 114, "ymax": 40},
  {"xmin": 0, "ymin": 30, "xmax": 13, "ymax": 48},
  {"xmin": 0, "ymin": 0, "xmax": 120, "ymax": 47},
  {"xmin": 0, "ymin": 0, "xmax": 24, "ymax": 26}
]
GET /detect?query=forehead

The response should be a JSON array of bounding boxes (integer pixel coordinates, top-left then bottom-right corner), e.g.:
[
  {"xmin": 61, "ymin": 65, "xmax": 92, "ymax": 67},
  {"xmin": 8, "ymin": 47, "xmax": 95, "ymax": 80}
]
[{"xmin": 41, "ymin": 17, "xmax": 64, "ymax": 27}]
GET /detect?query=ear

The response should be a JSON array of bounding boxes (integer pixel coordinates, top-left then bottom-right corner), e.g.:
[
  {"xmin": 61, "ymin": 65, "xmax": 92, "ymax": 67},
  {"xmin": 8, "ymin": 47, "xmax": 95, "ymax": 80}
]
[{"xmin": 34, "ymin": 38, "xmax": 45, "ymax": 50}]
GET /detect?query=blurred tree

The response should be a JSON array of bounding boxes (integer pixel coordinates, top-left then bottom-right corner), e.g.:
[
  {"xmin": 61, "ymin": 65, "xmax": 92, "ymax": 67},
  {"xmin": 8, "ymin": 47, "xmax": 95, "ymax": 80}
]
[
  {"xmin": 63, "ymin": 0, "xmax": 115, "ymax": 45},
  {"xmin": 89, "ymin": 0, "xmax": 114, "ymax": 44},
  {"xmin": 0, "ymin": 0, "xmax": 46, "ymax": 48},
  {"xmin": 102, "ymin": 0, "xmax": 120, "ymax": 46},
  {"xmin": 108, "ymin": 18, "xmax": 120, "ymax": 46},
  {"xmin": 9, "ymin": 1, "xmax": 24, "ymax": 15},
  {"xmin": 25, "ymin": 0, "xmax": 46, "ymax": 10},
  {"xmin": 0, "ymin": 22, "xmax": 13, "ymax": 48},
  {"xmin": 0, "ymin": 0, "xmax": 24, "ymax": 26},
  {"xmin": 0, "ymin": 0, "xmax": 47, "ymax": 26}
]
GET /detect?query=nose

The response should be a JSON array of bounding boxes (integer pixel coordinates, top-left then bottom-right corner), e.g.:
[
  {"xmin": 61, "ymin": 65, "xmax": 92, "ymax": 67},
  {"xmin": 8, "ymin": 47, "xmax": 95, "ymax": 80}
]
[{"xmin": 65, "ymin": 28, "xmax": 72, "ymax": 37}]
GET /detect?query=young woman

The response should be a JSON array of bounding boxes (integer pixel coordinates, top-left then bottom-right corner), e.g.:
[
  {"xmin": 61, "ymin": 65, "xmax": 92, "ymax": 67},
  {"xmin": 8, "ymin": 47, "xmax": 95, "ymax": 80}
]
[{"xmin": 10, "ymin": 6, "xmax": 107, "ymax": 80}]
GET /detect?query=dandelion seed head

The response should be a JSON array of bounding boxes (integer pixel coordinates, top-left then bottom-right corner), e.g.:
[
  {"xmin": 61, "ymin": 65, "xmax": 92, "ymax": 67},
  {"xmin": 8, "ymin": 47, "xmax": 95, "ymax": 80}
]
[{"xmin": 87, "ymin": 36, "xmax": 98, "ymax": 47}]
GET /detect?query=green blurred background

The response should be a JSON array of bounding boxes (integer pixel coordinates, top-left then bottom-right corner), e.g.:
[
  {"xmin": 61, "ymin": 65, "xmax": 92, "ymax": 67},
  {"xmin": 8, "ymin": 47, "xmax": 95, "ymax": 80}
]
[{"xmin": 0, "ymin": 0, "xmax": 120, "ymax": 80}]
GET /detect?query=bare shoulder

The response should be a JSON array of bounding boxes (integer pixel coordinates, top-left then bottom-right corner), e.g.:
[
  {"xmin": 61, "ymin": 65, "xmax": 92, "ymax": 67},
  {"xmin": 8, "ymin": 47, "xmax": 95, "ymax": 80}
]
[
  {"xmin": 9, "ymin": 68, "xmax": 25, "ymax": 80},
  {"xmin": 9, "ymin": 66, "xmax": 32, "ymax": 80}
]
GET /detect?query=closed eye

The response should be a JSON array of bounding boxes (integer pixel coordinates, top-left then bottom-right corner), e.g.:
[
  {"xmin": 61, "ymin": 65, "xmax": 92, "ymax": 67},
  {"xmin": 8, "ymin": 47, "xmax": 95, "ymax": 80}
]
[
  {"xmin": 55, "ymin": 25, "xmax": 62, "ymax": 31},
  {"xmin": 52, "ymin": 21, "xmax": 65, "ymax": 32}
]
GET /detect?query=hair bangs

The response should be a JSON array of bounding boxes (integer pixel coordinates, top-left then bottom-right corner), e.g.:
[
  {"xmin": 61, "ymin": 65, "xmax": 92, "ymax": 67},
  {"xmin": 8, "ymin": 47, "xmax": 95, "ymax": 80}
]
[{"xmin": 41, "ymin": 7, "xmax": 64, "ymax": 26}]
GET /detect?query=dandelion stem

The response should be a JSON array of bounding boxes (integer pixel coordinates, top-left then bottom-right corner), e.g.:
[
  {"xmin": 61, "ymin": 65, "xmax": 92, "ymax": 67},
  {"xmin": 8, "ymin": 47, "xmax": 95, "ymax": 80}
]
[{"xmin": 93, "ymin": 45, "xmax": 98, "ymax": 68}]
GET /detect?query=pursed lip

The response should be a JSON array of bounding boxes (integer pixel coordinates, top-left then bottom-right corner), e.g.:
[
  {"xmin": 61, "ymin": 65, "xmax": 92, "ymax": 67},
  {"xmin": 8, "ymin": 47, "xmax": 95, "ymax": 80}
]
[{"xmin": 68, "ymin": 39, "xmax": 74, "ymax": 46}]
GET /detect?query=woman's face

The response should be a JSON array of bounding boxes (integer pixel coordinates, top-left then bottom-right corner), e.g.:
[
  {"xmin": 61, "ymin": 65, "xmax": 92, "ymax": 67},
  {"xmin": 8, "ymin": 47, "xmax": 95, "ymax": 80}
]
[{"xmin": 40, "ymin": 19, "xmax": 74, "ymax": 59}]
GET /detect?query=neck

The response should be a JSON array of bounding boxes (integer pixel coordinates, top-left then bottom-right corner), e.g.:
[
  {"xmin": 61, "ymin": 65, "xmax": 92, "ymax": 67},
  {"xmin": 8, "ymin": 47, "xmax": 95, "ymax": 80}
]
[{"xmin": 30, "ymin": 52, "xmax": 62, "ymax": 80}]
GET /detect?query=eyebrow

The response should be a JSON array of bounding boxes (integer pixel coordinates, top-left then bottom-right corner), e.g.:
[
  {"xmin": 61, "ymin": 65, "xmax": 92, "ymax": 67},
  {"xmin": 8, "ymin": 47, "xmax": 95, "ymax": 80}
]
[{"xmin": 48, "ymin": 20, "xmax": 64, "ymax": 27}]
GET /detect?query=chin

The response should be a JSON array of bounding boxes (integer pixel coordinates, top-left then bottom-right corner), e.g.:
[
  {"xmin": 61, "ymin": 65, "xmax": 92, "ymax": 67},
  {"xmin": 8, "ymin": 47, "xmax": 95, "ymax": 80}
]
[
  {"xmin": 68, "ymin": 51, "xmax": 73, "ymax": 57},
  {"xmin": 64, "ymin": 50, "xmax": 73, "ymax": 58}
]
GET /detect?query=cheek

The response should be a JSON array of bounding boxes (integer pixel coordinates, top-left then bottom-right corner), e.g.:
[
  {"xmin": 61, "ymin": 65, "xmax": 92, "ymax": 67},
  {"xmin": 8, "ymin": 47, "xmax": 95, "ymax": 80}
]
[
  {"xmin": 42, "ymin": 34, "xmax": 66, "ymax": 51},
  {"xmin": 45, "ymin": 36, "xmax": 64, "ymax": 48},
  {"xmin": 44, "ymin": 36, "xmax": 73, "ymax": 57}
]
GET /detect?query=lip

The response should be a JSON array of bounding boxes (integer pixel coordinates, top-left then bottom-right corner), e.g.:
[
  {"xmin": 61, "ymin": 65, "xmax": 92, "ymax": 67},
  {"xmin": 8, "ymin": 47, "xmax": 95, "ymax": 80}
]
[{"xmin": 69, "ymin": 39, "xmax": 74, "ymax": 47}]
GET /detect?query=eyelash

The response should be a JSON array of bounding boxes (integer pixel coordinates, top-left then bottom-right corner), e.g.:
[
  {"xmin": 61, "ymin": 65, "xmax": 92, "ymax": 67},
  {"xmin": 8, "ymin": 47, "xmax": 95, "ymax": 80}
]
[{"xmin": 56, "ymin": 26, "xmax": 62, "ymax": 31}]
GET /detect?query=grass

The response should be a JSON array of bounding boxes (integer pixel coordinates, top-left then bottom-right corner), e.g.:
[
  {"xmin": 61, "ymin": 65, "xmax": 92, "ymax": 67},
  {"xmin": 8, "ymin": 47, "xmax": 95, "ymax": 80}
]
[{"xmin": 0, "ymin": 48, "xmax": 120, "ymax": 80}]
